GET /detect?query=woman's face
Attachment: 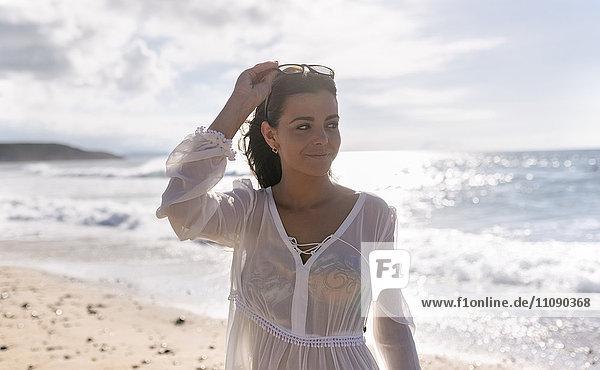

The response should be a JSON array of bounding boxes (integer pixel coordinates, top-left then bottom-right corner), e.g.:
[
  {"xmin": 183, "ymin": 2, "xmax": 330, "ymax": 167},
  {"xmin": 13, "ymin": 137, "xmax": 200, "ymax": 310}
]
[{"xmin": 262, "ymin": 90, "xmax": 340, "ymax": 178}]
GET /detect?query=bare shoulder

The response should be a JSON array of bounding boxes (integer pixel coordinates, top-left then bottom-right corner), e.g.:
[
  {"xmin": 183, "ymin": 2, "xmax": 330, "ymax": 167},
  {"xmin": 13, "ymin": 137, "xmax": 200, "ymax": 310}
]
[
  {"xmin": 332, "ymin": 183, "xmax": 391, "ymax": 211},
  {"xmin": 332, "ymin": 183, "xmax": 360, "ymax": 200},
  {"xmin": 358, "ymin": 189, "xmax": 393, "ymax": 213}
]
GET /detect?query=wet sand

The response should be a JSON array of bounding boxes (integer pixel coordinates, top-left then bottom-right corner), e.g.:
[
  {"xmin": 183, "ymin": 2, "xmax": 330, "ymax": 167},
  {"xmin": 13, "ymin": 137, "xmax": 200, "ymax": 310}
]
[{"xmin": 0, "ymin": 265, "xmax": 532, "ymax": 369}]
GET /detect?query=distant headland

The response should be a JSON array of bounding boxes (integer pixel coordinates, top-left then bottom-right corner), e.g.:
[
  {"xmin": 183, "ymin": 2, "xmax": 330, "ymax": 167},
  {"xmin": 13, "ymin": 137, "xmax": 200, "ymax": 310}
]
[{"xmin": 0, "ymin": 143, "xmax": 123, "ymax": 161}]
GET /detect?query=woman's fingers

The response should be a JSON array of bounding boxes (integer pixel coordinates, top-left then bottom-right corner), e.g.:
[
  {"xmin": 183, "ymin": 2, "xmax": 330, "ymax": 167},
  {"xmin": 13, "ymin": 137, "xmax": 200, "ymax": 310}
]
[
  {"xmin": 253, "ymin": 61, "xmax": 279, "ymax": 73},
  {"xmin": 262, "ymin": 68, "xmax": 280, "ymax": 89},
  {"xmin": 252, "ymin": 68, "xmax": 280, "ymax": 96},
  {"xmin": 236, "ymin": 61, "xmax": 278, "ymax": 86},
  {"xmin": 248, "ymin": 61, "xmax": 279, "ymax": 84},
  {"xmin": 232, "ymin": 61, "xmax": 280, "ymax": 109}
]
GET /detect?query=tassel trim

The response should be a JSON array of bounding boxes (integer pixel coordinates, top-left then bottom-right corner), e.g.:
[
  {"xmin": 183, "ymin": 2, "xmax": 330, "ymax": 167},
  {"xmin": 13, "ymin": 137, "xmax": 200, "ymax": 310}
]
[
  {"xmin": 194, "ymin": 125, "xmax": 237, "ymax": 161},
  {"xmin": 228, "ymin": 293, "xmax": 366, "ymax": 348}
]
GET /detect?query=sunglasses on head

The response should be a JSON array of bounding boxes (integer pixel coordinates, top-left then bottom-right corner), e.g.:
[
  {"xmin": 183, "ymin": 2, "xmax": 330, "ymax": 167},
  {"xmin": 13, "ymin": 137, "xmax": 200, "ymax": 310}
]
[
  {"xmin": 264, "ymin": 64, "xmax": 335, "ymax": 124},
  {"xmin": 276, "ymin": 64, "xmax": 335, "ymax": 79}
]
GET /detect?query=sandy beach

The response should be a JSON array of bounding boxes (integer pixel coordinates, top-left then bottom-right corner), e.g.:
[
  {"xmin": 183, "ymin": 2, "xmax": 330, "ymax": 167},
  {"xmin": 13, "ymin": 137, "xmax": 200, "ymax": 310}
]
[
  {"xmin": 0, "ymin": 265, "xmax": 227, "ymax": 370},
  {"xmin": 0, "ymin": 264, "xmax": 537, "ymax": 369}
]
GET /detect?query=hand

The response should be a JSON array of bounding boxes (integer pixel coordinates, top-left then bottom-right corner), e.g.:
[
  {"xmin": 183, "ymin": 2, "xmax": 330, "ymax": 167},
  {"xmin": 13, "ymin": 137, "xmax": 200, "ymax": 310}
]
[
  {"xmin": 208, "ymin": 61, "xmax": 279, "ymax": 139},
  {"xmin": 231, "ymin": 61, "xmax": 280, "ymax": 111}
]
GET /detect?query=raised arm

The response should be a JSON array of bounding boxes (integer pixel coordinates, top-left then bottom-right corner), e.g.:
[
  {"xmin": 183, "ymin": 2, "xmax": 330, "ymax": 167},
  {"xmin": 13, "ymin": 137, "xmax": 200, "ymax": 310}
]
[{"xmin": 155, "ymin": 61, "xmax": 280, "ymax": 247}]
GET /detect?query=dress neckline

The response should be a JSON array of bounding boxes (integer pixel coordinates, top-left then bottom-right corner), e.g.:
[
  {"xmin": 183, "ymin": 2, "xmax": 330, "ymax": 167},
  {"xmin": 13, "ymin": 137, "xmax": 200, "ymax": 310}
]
[{"xmin": 266, "ymin": 186, "xmax": 366, "ymax": 270}]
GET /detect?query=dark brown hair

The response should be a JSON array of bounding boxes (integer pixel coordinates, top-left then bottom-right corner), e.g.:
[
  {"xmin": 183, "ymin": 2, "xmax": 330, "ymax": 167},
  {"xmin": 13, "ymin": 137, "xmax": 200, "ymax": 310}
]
[{"xmin": 240, "ymin": 72, "xmax": 338, "ymax": 188}]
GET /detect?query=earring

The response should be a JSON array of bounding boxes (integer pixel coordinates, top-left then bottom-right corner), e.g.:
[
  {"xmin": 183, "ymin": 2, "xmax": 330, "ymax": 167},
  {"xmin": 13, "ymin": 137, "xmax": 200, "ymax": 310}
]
[{"xmin": 271, "ymin": 146, "xmax": 278, "ymax": 154}]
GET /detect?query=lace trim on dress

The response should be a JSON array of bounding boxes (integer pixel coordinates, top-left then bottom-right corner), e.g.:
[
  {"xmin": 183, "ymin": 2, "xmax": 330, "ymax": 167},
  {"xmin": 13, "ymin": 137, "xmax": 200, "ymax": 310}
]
[
  {"xmin": 228, "ymin": 293, "xmax": 366, "ymax": 348},
  {"xmin": 194, "ymin": 125, "xmax": 237, "ymax": 161}
]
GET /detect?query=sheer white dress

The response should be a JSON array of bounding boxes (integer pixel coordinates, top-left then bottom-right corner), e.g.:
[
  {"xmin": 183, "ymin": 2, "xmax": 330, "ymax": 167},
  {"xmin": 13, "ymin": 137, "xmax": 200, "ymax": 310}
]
[{"xmin": 156, "ymin": 127, "xmax": 421, "ymax": 370}]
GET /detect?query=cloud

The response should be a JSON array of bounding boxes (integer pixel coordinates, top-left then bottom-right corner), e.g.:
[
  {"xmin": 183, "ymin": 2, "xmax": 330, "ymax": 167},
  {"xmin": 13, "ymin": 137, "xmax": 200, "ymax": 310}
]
[
  {"xmin": 0, "ymin": 17, "xmax": 71, "ymax": 78},
  {"xmin": 10, "ymin": 0, "xmax": 577, "ymax": 153},
  {"xmin": 347, "ymin": 87, "xmax": 471, "ymax": 107},
  {"xmin": 112, "ymin": 38, "xmax": 174, "ymax": 93},
  {"xmin": 405, "ymin": 107, "xmax": 497, "ymax": 123}
]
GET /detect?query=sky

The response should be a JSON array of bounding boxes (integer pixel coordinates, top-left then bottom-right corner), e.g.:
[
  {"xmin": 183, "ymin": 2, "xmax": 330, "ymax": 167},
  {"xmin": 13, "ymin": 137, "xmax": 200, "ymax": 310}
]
[{"xmin": 0, "ymin": 0, "xmax": 598, "ymax": 155}]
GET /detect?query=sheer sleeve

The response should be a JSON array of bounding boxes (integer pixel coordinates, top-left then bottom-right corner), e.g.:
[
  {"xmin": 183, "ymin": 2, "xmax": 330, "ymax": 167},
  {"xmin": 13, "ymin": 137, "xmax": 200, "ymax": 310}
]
[
  {"xmin": 372, "ymin": 205, "xmax": 421, "ymax": 370},
  {"xmin": 155, "ymin": 126, "xmax": 255, "ymax": 248}
]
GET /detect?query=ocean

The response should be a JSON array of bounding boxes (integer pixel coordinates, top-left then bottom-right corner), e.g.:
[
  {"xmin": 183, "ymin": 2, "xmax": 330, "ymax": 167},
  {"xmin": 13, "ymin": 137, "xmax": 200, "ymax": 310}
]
[{"xmin": 1, "ymin": 148, "xmax": 599, "ymax": 368}]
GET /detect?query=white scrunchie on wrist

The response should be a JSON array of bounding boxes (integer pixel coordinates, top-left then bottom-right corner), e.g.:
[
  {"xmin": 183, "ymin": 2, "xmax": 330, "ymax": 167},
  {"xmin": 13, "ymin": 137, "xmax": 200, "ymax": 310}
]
[{"xmin": 194, "ymin": 125, "xmax": 237, "ymax": 161}]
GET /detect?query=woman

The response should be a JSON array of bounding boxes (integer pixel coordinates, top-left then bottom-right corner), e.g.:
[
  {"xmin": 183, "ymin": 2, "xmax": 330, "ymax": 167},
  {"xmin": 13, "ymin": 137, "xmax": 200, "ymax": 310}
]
[{"xmin": 156, "ymin": 61, "xmax": 421, "ymax": 369}]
